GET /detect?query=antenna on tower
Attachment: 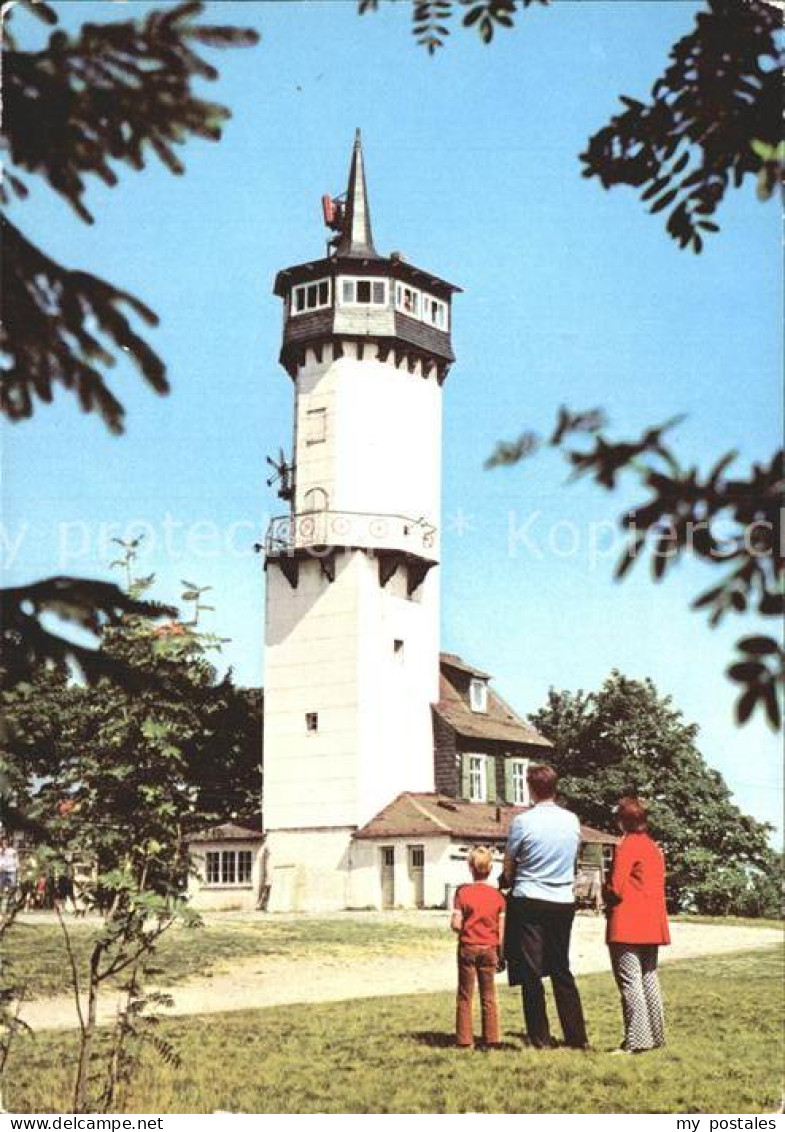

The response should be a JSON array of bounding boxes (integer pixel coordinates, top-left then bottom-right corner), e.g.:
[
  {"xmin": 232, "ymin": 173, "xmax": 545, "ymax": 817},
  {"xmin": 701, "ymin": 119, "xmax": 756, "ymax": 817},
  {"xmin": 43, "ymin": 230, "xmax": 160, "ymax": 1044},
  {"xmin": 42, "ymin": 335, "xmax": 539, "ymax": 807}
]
[
  {"xmin": 322, "ymin": 191, "xmax": 347, "ymax": 256},
  {"xmin": 266, "ymin": 448, "xmax": 294, "ymax": 501}
]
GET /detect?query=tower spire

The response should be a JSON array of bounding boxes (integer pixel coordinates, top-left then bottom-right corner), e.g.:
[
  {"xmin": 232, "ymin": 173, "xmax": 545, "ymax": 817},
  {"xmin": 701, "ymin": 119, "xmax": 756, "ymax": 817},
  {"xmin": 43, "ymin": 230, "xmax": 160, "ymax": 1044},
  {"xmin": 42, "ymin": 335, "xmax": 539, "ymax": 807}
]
[{"xmin": 335, "ymin": 128, "xmax": 378, "ymax": 258}]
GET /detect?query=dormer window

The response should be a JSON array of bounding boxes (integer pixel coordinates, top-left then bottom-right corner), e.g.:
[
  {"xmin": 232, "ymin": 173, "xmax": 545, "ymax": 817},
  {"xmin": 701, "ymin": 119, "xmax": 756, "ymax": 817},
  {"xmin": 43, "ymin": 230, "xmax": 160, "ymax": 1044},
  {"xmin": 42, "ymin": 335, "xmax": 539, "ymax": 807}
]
[{"xmin": 469, "ymin": 678, "xmax": 488, "ymax": 713}]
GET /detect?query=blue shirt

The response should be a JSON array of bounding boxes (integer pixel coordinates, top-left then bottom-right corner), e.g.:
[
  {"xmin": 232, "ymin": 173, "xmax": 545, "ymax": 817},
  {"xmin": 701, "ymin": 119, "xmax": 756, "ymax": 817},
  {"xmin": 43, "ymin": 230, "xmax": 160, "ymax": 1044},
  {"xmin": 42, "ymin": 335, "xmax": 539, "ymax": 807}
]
[{"xmin": 506, "ymin": 802, "xmax": 580, "ymax": 903}]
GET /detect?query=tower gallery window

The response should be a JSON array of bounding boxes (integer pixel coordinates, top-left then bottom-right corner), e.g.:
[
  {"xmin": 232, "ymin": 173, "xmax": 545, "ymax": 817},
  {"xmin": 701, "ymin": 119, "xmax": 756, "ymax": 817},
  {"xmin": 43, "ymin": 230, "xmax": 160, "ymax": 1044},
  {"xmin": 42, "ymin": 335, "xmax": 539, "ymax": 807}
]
[
  {"xmin": 340, "ymin": 278, "xmax": 387, "ymax": 305},
  {"xmin": 291, "ymin": 278, "xmax": 331, "ymax": 315}
]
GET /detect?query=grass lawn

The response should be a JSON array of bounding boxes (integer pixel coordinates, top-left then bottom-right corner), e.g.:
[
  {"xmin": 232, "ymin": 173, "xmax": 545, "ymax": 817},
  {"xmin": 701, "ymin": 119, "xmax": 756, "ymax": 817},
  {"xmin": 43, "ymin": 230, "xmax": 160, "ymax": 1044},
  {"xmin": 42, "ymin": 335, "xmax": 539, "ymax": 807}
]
[
  {"xmin": 5, "ymin": 947, "xmax": 783, "ymax": 1114},
  {"xmin": 4, "ymin": 916, "xmax": 450, "ymax": 999}
]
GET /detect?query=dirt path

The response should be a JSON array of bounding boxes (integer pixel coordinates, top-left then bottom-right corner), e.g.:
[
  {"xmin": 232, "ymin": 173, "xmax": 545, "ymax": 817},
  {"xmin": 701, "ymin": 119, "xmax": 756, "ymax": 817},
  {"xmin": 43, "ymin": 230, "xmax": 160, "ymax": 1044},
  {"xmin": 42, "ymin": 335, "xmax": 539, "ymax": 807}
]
[{"xmin": 19, "ymin": 918, "xmax": 782, "ymax": 1032}]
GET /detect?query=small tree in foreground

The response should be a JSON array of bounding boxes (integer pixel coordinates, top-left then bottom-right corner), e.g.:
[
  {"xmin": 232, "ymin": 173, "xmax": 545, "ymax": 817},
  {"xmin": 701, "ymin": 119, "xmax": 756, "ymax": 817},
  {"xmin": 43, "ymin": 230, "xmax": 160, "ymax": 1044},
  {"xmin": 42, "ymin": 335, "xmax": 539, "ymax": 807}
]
[{"xmin": 2, "ymin": 550, "xmax": 263, "ymax": 1111}]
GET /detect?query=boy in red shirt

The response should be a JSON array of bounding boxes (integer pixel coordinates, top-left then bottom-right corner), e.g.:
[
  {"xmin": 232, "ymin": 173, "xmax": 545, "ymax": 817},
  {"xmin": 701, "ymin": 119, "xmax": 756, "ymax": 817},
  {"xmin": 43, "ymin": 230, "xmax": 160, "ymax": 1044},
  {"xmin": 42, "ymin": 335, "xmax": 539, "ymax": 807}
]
[{"xmin": 451, "ymin": 845, "xmax": 506, "ymax": 1048}]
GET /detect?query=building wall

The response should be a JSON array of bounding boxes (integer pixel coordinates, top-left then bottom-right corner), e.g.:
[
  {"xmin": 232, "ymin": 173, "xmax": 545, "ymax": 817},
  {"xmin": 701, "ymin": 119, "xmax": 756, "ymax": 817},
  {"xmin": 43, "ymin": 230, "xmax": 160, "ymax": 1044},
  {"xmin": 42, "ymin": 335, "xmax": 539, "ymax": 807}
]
[
  {"xmin": 264, "ymin": 338, "xmax": 443, "ymax": 843},
  {"xmin": 264, "ymin": 827, "xmax": 354, "ymax": 913},
  {"xmin": 187, "ymin": 840, "xmax": 265, "ymax": 912},
  {"xmin": 264, "ymin": 549, "xmax": 437, "ymax": 834},
  {"xmin": 292, "ymin": 341, "xmax": 442, "ymax": 533},
  {"xmin": 349, "ymin": 835, "xmax": 452, "ymax": 909},
  {"xmin": 349, "ymin": 837, "xmax": 508, "ymax": 910},
  {"xmin": 433, "ymin": 712, "xmax": 459, "ymax": 795}
]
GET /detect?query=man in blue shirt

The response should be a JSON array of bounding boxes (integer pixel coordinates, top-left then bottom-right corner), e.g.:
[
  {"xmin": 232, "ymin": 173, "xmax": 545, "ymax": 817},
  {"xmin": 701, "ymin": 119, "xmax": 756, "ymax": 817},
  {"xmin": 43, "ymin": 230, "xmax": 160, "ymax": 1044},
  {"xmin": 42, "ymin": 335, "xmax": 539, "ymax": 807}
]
[{"xmin": 502, "ymin": 764, "xmax": 588, "ymax": 1050}]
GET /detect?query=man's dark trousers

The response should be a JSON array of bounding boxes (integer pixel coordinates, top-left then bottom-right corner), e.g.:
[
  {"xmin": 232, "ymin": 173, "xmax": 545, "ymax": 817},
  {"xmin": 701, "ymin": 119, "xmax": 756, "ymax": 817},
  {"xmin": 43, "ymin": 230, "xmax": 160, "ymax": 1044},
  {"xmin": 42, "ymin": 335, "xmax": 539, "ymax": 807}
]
[{"xmin": 506, "ymin": 895, "xmax": 588, "ymax": 1048}]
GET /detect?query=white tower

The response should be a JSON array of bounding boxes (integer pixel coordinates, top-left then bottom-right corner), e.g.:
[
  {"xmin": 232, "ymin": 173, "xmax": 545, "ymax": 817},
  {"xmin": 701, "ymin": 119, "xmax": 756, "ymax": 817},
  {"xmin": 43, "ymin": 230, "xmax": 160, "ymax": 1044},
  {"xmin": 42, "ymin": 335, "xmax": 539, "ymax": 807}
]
[{"xmin": 262, "ymin": 132, "xmax": 460, "ymax": 911}]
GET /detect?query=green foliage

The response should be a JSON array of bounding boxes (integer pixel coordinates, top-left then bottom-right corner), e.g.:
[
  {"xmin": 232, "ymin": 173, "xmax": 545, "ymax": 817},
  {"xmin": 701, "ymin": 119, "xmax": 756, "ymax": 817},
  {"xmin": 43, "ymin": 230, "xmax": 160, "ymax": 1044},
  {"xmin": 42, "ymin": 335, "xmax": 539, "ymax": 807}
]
[
  {"xmin": 358, "ymin": 0, "xmax": 548, "ymax": 54},
  {"xmin": 528, "ymin": 671, "xmax": 779, "ymax": 913},
  {"xmin": 5, "ymin": 948, "xmax": 783, "ymax": 1113},
  {"xmin": 488, "ymin": 411, "xmax": 783, "ymax": 729},
  {"xmin": 359, "ymin": 1, "xmax": 780, "ymax": 244},
  {"xmin": 581, "ymin": 0, "xmax": 782, "ymax": 251},
  {"xmin": 0, "ymin": 2, "xmax": 257, "ymax": 693},
  {"xmin": 1, "ymin": 0, "xmax": 259, "ymax": 432},
  {"xmin": 1, "ymin": 546, "xmax": 262, "ymax": 1110}
]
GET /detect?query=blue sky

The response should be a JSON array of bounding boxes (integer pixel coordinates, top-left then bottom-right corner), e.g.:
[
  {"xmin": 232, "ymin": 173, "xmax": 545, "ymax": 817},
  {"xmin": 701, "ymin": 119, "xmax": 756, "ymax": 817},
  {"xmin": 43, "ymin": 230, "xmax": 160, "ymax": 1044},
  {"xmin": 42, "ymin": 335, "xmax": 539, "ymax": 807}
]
[{"xmin": 4, "ymin": 1, "xmax": 782, "ymax": 839}]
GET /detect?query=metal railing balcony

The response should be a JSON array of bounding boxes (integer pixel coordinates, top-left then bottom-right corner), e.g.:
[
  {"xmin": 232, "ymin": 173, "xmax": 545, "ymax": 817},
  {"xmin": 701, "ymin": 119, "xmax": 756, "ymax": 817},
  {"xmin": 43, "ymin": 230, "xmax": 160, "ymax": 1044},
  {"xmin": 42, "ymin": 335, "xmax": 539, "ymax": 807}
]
[{"xmin": 265, "ymin": 509, "xmax": 437, "ymax": 559}]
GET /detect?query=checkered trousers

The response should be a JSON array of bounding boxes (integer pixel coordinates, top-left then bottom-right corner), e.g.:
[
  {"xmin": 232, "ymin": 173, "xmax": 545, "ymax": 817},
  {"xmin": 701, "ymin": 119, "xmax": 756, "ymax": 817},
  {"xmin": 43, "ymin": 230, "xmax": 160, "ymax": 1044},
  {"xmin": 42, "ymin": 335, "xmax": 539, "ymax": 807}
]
[{"xmin": 609, "ymin": 943, "xmax": 666, "ymax": 1052}]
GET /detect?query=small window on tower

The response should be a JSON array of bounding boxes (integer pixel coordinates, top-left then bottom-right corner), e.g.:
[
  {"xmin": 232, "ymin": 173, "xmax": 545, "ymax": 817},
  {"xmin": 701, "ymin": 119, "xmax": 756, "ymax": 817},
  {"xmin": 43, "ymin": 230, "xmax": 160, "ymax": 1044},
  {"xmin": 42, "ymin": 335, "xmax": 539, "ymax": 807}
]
[
  {"xmin": 306, "ymin": 283, "xmax": 319, "ymax": 309},
  {"xmin": 393, "ymin": 639, "xmax": 404, "ymax": 661},
  {"xmin": 372, "ymin": 280, "xmax": 386, "ymax": 304},
  {"xmin": 318, "ymin": 280, "xmax": 330, "ymax": 305},
  {"xmin": 306, "ymin": 407, "xmax": 326, "ymax": 445},
  {"xmin": 306, "ymin": 712, "xmax": 319, "ymax": 732},
  {"xmin": 342, "ymin": 279, "xmax": 355, "ymax": 303},
  {"xmin": 294, "ymin": 288, "xmax": 306, "ymax": 313},
  {"xmin": 356, "ymin": 279, "xmax": 372, "ymax": 303}
]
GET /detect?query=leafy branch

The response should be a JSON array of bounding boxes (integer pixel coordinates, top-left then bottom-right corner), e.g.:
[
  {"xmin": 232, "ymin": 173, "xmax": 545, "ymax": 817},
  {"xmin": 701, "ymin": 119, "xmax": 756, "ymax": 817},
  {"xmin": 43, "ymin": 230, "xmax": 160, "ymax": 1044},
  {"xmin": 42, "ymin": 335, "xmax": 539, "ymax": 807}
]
[
  {"xmin": 580, "ymin": 0, "xmax": 782, "ymax": 251},
  {"xmin": 358, "ymin": 0, "xmax": 548, "ymax": 53},
  {"xmin": 1, "ymin": 0, "xmax": 259, "ymax": 432},
  {"xmin": 487, "ymin": 410, "xmax": 783, "ymax": 728}
]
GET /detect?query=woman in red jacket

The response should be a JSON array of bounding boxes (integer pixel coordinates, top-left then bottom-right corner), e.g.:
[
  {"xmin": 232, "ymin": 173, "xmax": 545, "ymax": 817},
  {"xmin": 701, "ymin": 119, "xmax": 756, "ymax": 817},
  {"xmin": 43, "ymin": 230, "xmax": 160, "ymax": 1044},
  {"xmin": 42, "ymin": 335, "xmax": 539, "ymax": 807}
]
[{"xmin": 604, "ymin": 797, "xmax": 670, "ymax": 1054}]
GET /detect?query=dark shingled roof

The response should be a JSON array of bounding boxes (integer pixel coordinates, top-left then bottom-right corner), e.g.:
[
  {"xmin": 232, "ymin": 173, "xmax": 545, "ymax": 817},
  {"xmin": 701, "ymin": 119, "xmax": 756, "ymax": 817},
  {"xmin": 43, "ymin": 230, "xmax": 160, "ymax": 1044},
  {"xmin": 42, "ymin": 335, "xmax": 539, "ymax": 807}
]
[
  {"xmin": 436, "ymin": 653, "xmax": 552, "ymax": 748},
  {"xmin": 187, "ymin": 822, "xmax": 264, "ymax": 844},
  {"xmin": 354, "ymin": 793, "xmax": 617, "ymax": 846}
]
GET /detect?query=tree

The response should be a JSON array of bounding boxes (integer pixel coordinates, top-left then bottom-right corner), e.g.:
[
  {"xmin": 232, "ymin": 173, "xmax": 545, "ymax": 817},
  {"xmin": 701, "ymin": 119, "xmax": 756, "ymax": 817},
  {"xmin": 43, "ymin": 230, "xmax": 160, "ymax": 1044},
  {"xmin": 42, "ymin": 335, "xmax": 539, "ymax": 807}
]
[
  {"xmin": 0, "ymin": 1, "xmax": 258, "ymax": 684},
  {"xmin": 486, "ymin": 412, "xmax": 783, "ymax": 729},
  {"xmin": 1, "ymin": 563, "xmax": 263, "ymax": 1111},
  {"xmin": 529, "ymin": 671, "xmax": 779, "ymax": 913}
]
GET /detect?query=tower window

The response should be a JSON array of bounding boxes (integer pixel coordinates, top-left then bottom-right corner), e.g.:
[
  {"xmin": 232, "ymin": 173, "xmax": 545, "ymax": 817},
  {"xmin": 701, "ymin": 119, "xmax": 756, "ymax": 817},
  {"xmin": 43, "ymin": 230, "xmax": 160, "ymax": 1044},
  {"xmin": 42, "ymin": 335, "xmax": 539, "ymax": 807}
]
[
  {"xmin": 469, "ymin": 678, "xmax": 488, "ymax": 713},
  {"xmin": 393, "ymin": 638, "xmax": 404, "ymax": 661},
  {"xmin": 305, "ymin": 407, "xmax": 326, "ymax": 445},
  {"xmin": 305, "ymin": 712, "xmax": 319, "ymax": 732},
  {"xmin": 290, "ymin": 278, "xmax": 331, "ymax": 316},
  {"xmin": 423, "ymin": 294, "xmax": 448, "ymax": 331},
  {"xmin": 395, "ymin": 284, "xmax": 420, "ymax": 317},
  {"xmin": 338, "ymin": 277, "xmax": 387, "ymax": 306}
]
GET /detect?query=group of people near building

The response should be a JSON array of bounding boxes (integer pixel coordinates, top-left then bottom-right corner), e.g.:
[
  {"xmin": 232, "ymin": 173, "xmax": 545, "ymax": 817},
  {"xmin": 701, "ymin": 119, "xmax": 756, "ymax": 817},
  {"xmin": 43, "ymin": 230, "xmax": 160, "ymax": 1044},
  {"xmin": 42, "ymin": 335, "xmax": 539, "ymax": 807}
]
[{"xmin": 452, "ymin": 764, "xmax": 670, "ymax": 1054}]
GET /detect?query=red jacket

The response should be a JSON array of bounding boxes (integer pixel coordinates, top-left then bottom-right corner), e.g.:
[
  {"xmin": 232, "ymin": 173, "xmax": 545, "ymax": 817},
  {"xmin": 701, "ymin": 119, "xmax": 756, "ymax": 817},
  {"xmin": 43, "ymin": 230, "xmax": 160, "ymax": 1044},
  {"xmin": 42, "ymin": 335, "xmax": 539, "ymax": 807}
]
[{"xmin": 605, "ymin": 833, "xmax": 670, "ymax": 946}]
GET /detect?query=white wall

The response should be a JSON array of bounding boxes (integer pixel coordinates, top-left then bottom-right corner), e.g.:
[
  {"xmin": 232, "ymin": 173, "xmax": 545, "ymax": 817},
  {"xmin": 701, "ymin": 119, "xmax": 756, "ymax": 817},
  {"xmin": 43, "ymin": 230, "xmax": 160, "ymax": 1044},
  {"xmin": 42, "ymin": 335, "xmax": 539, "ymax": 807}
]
[
  {"xmin": 264, "ymin": 827, "xmax": 354, "ymax": 913},
  {"xmin": 187, "ymin": 841, "xmax": 265, "ymax": 912},
  {"xmin": 293, "ymin": 342, "xmax": 442, "ymax": 542}
]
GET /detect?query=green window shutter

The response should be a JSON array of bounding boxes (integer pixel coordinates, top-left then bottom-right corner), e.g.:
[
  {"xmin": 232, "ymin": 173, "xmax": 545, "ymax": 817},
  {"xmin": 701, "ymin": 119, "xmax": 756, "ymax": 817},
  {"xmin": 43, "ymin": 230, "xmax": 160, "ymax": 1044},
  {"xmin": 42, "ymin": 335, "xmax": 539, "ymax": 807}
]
[
  {"xmin": 504, "ymin": 758, "xmax": 514, "ymax": 803},
  {"xmin": 486, "ymin": 757, "xmax": 497, "ymax": 802},
  {"xmin": 460, "ymin": 753, "xmax": 471, "ymax": 799}
]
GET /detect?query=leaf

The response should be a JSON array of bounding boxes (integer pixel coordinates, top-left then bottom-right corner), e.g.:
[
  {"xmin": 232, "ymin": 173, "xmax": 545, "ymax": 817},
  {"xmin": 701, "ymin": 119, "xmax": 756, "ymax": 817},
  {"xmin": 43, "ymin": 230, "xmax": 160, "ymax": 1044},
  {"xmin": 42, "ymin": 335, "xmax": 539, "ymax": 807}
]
[
  {"xmin": 735, "ymin": 685, "xmax": 759, "ymax": 725},
  {"xmin": 751, "ymin": 139, "xmax": 774, "ymax": 160},
  {"xmin": 650, "ymin": 189, "xmax": 678, "ymax": 214},
  {"xmin": 737, "ymin": 636, "xmax": 779, "ymax": 657},
  {"xmin": 727, "ymin": 661, "xmax": 765, "ymax": 683}
]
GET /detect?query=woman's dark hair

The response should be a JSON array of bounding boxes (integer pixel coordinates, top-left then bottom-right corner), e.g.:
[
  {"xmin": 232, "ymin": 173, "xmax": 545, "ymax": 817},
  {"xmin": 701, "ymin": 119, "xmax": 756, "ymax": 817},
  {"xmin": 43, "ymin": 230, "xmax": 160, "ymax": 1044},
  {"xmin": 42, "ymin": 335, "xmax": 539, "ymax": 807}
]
[{"xmin": 616, "ymin": 796, "xmax": 648, "ymax": 832}]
